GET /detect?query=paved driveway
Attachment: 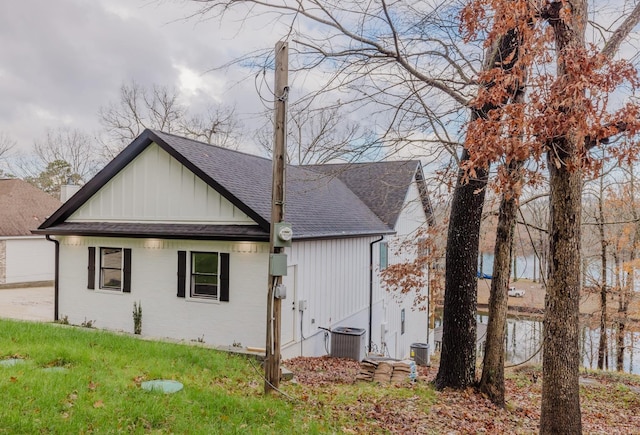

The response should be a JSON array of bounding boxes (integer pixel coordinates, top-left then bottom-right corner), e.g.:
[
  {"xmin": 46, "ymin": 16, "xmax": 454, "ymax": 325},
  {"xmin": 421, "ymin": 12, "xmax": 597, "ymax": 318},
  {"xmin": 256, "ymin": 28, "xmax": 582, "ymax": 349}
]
[{"xmin": 0, "ymin": 286, "xmax": 54, "ymax": 322}]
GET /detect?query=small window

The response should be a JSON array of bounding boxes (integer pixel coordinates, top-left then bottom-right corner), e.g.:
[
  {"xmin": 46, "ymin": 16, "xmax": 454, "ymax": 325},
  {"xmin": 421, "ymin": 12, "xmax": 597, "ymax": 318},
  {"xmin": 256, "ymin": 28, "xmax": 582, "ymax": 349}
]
[
  {"xmin": 100, "ymin": 248, "xmax": 123, "ymax": 290},
  {"xmin": 191, "ymin": 252, "xmax": 219, "ymax": 299},
  {"xmin": 380, "ymin": 242, "xmax": 389, "ymax": 270},
  {"xmin": 417, "ymin": 237, "xmax": 429, "ymax": 258},
  {"xmin": 401, "ymin": 308, "xmax": 406, "ymax": 335}
]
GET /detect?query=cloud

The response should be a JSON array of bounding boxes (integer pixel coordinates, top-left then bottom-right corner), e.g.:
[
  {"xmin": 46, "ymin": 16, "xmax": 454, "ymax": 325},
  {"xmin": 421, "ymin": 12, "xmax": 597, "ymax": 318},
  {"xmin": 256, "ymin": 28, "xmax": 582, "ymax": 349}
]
[{"xmin": 0, "ymin": 0, "xmax": 279, "ymax": 154}]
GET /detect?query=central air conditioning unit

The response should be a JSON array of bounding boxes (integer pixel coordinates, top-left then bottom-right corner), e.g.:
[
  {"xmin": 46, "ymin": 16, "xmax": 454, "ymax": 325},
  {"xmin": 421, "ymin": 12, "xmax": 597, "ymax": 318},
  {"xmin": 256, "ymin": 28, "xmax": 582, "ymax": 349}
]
[{"xmin": 330, "ymin": 327, "xmax": 366, "ymax": 361}]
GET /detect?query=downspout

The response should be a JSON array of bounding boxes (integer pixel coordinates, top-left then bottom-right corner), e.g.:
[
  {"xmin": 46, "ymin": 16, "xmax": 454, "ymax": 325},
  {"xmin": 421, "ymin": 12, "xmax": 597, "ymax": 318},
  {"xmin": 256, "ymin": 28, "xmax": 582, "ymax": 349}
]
[
  {"xmin": 369, "ymin": 235, "xmax": 384, "ymax": 352},
  {"xmin": 45, "ymin": 235, "xmax": 59, "ymax": 321}
]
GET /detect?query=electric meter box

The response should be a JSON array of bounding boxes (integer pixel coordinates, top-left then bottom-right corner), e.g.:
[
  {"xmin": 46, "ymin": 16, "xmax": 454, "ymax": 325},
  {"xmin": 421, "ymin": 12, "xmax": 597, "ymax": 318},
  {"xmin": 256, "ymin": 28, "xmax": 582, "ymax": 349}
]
[
  {"xmin": 273, "ymin": 222, "xmax": 293, "ymax": 247},
  {"xmin": 270, "ymin": 253, "xmax": 288, "ymax": 276}
]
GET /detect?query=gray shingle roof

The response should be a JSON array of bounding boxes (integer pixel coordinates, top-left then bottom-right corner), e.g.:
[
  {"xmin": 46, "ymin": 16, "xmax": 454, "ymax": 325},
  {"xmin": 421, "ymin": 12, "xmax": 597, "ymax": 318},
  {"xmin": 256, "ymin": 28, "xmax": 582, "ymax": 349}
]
[
  {"xmin": 304, "ymin": 161, "xmax": 430, "ymax": 229},
  {"xmin": 38, "ymin": 130, "xmax": 430, "ymax": 240},
  {"xmin": 153, "ymin": 130, "xmax": 392, "ymax": 239},
  {"xmin": 0, "ymin": 179, "xmax": 62, "ymax": 237}
]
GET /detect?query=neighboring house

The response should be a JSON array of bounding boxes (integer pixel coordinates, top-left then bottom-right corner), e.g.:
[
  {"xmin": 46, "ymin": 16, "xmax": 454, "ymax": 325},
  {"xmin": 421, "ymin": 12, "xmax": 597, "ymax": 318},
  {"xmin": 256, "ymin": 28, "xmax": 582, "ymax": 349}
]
[
  {"xmin": 36, "ymin": 129, "xmax": 433, "ymax": 360},
  {"xmin": 0, "ymin": 179, "xmax": 62, "ymax": 286}
]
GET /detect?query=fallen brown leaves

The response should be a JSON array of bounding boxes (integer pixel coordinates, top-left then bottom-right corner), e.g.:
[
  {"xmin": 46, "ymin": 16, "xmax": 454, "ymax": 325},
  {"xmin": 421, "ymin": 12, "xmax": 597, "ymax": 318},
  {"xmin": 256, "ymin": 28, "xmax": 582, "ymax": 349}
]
[
  {"xmin": 284, "ymin": 356, "xmax": 640, "ymax": 434},
  {"xmin": 285, "ymin": 356, "xmax": 361, "ymax": 386}
]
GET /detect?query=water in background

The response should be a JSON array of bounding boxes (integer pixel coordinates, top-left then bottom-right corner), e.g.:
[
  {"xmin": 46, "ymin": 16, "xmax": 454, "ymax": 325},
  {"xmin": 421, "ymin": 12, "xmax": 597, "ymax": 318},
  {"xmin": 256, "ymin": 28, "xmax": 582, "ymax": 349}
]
[
  {"xmin": 436, "ymin": 311, "xmax": 640, "ymax": 374},
  {"xmin": 479, "ymin": 253, "xmax": 537, "ymax": 281}
]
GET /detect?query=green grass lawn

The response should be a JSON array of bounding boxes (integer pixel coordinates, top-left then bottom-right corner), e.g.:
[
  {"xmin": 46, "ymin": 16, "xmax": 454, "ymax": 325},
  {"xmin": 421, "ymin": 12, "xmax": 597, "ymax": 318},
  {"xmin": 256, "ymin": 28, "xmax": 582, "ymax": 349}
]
[
  {"xmin": 0, "ymin": 319, "xmax": 300, "ymax": 434},
  {"xmin": 4, "ymin": 319, "xmax": 640, "ymax": 433},
  {"xmin": 0, "ymin": 319, "xmax": 437, "ymax": 434}
]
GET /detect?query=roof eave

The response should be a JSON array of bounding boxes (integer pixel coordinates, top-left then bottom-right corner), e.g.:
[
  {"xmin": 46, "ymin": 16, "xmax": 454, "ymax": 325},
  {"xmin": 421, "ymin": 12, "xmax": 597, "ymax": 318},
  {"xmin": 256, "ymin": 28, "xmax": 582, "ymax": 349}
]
[
  {"xmin": 292, "ymin": 229, "xmax": 395, "ymax": 241},
  {"xmin": 32, "ymin": 228, "xmax": 270, "ymax": 242}
]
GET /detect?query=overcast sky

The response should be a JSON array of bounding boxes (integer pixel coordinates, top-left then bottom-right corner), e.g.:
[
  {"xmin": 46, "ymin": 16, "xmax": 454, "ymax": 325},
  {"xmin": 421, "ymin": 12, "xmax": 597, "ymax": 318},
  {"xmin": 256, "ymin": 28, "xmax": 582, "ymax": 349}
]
[
  {"xmin": 2, "ymin": 1, "xmax": 638, "ymax": 173},
  {"xmin": 0, "ymin": 0, "xmax": 288, "ymax": 158}
]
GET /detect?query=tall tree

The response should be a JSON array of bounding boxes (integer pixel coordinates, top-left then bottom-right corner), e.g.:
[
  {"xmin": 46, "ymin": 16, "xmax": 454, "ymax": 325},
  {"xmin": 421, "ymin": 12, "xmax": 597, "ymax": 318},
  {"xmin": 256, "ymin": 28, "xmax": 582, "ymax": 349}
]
[
  {"xmin": 479, "ymin": 161, "xmax": 524, "ymax": 406},
  {"xmin": 32, "ymin": 127, "xmax": 100, "ymax": 181},
  {"xmin": 0, "ymin": 132, "xmax": 16, "ymax": 177},
  {"xmin": 24, "ymin": 159, "xmax": 82, "ymax": 198},
  {"xmin": 256, "ymin": 104, "xmax": 376, "ymax": 165},
  {"xmin": 14, "ymin": 127, "xmax": 101, "ymax": 196},
  {"xmin": 463, "ymin": 0, "xmax": 640, "ymax": 431},
  {"xmin": 0, "ymin": 132, "xmax": 15, "ymax": 161},
  {"xmin": 185, "ymin": 0, "xmax": 501, "ymax": 390},
  {"xmin": 99, "ymin": 80, "xmax": 241, "ymax": 158}
]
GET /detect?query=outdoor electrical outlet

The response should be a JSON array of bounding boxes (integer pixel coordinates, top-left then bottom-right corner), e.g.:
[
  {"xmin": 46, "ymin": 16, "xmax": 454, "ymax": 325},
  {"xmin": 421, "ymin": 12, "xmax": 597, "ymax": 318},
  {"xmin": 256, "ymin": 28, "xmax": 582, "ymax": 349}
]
[{"xmin": 274, "ymin": 284, "xmax": 287, "ymax": 299}]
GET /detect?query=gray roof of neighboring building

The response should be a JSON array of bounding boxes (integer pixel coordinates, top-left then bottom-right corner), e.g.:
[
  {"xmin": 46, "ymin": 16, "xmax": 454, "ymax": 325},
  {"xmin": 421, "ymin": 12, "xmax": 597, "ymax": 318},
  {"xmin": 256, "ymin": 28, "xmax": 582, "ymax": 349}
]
[
  {"xmin": 0, "ymin": 179, "xmax": 62, "ymax": 237},
  {"xmin": 37, "ymin": 130, "xmax": 431, "ymax": 240}
]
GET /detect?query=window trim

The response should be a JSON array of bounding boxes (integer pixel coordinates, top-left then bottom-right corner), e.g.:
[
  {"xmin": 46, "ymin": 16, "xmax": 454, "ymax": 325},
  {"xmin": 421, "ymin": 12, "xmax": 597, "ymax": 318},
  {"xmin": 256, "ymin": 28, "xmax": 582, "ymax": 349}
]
[
  {"xmin": 178, "ymin": 251, "xmax": 229, "ymax": 302},
  {"xmin": 190, "ymin": 251, "xmax": 220, "ymax": 300},
  {"xmin": 95, "ymin": 247, "xmax": 131, "ymax": 293},
  {"xmin": 99, "ymin": 247, "xmax": 123, "ymax": 291},
  {"xmin": 380, "ymin": 241, "xmax": 389, "ymax": 270}
]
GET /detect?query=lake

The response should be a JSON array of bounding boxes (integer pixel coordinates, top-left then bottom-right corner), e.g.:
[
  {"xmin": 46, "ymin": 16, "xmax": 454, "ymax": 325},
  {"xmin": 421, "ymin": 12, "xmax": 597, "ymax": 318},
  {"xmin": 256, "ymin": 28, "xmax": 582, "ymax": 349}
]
[{"xmin": 435, "ymin": 311, "xmax": 640, "ymax": 374}]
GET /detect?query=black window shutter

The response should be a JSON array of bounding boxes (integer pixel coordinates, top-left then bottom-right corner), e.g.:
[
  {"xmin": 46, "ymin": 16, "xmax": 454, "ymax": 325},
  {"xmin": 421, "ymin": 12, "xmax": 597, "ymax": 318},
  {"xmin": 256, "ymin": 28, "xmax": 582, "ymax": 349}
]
[
  {"xmin": 87, "ymin": 247, "xmax": 96, "ymax": 290},
  {"xmin": 123, "ymin": 249, "xmax": 132, "ymax": 293},
  {"xmin": 220, "ymin": 253, "xmax": 230, "ymax": 302},
  {"xmin": 177, "ymin": 251, "xmax": 186, "ymax": 298}
]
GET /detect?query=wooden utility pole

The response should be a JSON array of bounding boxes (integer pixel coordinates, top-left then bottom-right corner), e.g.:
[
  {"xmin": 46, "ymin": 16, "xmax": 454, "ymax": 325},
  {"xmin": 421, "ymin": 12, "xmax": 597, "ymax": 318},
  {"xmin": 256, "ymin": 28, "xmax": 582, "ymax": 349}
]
[{"xmin": 265, "ymin": 41, "xmax": 288, "ymax": 394}]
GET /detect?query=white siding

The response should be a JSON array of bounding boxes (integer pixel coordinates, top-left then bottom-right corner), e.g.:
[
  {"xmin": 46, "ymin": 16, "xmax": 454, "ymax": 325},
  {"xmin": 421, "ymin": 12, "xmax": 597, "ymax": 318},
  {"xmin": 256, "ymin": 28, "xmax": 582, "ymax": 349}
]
[
  {"xmin": 283, "ymin": 236, "xmax": 379, "ymax": 359},
  {"xmin": 57, "ymin": 236, "xmax": 269, "ymax": 349},
  {"xmin": 69, "ymin": 143, "xmax": 256, "ymax": 225},
  {"xmin": 3, "ymin": 237, "xmax": 55, "ymax": 284},
  {"xmin": 376, "ymin": 175, "xmax": 430, "ymax": 359},
  {"xmin": 281, "ymin": 175, "xmax": 431, "ymax": 361}
]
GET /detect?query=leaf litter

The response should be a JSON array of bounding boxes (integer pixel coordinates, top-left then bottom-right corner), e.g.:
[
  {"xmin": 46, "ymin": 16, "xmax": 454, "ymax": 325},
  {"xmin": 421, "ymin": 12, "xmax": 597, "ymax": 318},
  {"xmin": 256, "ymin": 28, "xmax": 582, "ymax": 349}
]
[{"xmin": 284, "ymin": 356, "xmax": 640, "ymax": 433}]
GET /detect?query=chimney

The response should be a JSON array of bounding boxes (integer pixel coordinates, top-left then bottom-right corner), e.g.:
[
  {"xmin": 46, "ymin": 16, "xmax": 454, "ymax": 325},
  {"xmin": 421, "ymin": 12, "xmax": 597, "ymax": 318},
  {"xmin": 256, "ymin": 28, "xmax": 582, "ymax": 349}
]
[{"xmin": 60, "ymin": 183, "xmax": 81, "ymax": 202}]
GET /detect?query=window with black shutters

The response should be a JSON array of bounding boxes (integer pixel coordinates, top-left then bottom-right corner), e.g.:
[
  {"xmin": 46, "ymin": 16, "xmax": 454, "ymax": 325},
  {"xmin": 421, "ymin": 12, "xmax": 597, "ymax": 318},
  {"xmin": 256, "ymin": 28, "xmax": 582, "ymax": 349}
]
[
  {"xmin": 97, "ymin": 247, "xmax": 131, "ymax": 292},
  {"xmin": 177, "ymin": 251, "xmax": 229, "ymax": 302}
]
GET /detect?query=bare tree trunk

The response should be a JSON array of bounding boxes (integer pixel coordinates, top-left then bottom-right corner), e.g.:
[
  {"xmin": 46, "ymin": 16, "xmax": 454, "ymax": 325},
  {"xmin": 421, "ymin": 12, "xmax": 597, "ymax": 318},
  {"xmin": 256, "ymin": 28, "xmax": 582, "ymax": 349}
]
[
  {"xmin": 541, "ymin": 140, "xmax": 583, "ymax": 434},
  {"xmin": 618, "ymin": 166, "xmax": 639, "ymax": 371},
  {"xmin": 478, "ymin": 160, "xmax": 520, "ymax": 406},
  {"xmin": 617, "ymin": 255, "xmax": 631, "ymax": 371},
  {"xmin": 436, "ymin": 146, "xmax": 487, "ymax": 389},
  {"xmin": 597, "ymin": 174, "xmax": 608, "ymax": 370},
  {"xmin": 436, "ymin": 26, "xmax": 523, "ymax": 389},
  {"xmin": 540, "ymin": 2, "xmax": 587, "ymax": 432}
]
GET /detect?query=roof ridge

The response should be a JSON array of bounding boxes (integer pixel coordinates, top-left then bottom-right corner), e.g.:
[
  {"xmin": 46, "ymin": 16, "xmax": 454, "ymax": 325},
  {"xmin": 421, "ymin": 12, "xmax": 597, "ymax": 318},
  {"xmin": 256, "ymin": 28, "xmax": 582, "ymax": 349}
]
[{"xmin": 151, "ymin": 129, "xmax": 273, "ymax": 163}]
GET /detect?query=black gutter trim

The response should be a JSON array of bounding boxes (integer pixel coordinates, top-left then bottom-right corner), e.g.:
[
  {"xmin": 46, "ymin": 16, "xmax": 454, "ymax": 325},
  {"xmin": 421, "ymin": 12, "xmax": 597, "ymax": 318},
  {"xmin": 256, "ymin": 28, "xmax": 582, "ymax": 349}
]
[
  {"xmin": 34, "ymin": 230, "xmax": 270, "ymax": 242},
  {"xmin": 45, "ymin": 235, "xmax": 59, "ymax": 321},
  {"xmin": 369, "ymin": 235, "xmax": 384, "ymax": 352},
  {"xmin": 291, "ymin": 231, "xmax": 395, "ymax": 241}
]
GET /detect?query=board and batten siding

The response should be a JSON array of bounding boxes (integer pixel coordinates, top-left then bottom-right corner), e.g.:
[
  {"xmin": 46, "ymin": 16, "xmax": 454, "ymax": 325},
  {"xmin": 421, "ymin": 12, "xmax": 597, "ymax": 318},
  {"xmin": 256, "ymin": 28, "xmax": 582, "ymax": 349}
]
[
  {"xmin": 284, "ymin": 236, "xmax": 381, "ymax": 359},
  {"xmin": 377, "ymin": 175, "xmax": 430, "ymax": 359},
  {"xmin": 57, "ymin": 236, "xmax": 269, "ymax": 348},
  {"xmin": 68, "ymin": 143, "xmax": 256, "ymax": 225}
]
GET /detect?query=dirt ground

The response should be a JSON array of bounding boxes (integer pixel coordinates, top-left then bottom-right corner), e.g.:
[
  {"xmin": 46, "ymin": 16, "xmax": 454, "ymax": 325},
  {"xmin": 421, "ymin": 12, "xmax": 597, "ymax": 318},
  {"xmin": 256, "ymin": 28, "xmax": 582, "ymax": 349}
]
[{"xmin": 476, "ymin": 278, "xmax": 640, "ymax": 321}]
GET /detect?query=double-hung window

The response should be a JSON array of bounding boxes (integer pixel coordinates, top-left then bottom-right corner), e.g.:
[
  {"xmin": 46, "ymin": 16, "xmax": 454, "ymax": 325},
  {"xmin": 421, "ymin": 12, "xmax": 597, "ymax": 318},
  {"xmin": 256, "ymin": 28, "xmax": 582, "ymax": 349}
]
[
  {"xmin": 177, "ymin": 251, "xmax": 230, "ymax": 302},
  {"xmin": 191, "ymin": 252, "xmax": 219, "ymax": 299},
  {"xmin": 87, "ymin": 247, "xmax": 131, "ymax": 292},
  {"xmin": 100, "ymin": 247, "xmax": 123, "ymax": 290}
]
